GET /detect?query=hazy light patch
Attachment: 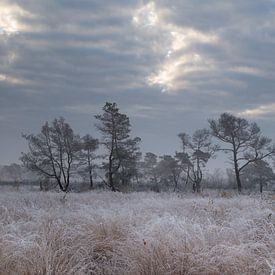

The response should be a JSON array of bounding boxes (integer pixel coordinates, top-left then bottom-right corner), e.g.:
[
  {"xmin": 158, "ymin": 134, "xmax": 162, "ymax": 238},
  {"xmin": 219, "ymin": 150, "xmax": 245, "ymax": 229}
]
[
  {"xmin": 148, "ymin": 60, "xmax": 181, "ymax": 92},
  {"xmin": 148, "ymin": 53, "xmax": 215, "ymax": 92},
  {"xmin": 230, "ymin": 66, "xmax": 264, "ymax": 76},
  {"xmin": 125, "ymin": 104, "xmax": 159, "ymax": 119},
  {"xmin": 7, "ymin": 51, "xmax": 17, "ymax": 63},
  {"xmin": 239, "ymin": 103, "xmax": 275, "ymax": 117},
  {"xmin": 170, "ymin": 31, "xmax": 187, "ymax": 51},
  {"xmin": 132, "ymin": 2, "xmax": 158, "ymax": 28},
  {"xmin": 132, "ymin": 2, "xmax": 219, "ymax": 93},
  {"xmin": 0, "ymin": 74, "xmax": 26, "ymax": 85},
  {"xmin": 170, "ymin": 29, "xmax": 217, "ymax": 52},
  {"xmin": 0, "ymin": 3, "xmax": 29, "ymax": 35}
]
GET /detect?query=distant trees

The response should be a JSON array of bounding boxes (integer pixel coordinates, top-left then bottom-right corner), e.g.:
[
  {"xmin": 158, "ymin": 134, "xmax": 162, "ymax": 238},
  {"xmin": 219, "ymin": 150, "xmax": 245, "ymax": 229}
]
[
  {"xmin": 158, "ymin": 154, "xmax": 184, "ymax": 191},
  {"xmin": 0, "ymin": 163, "xmax": 23, "ymax": 189},
  {"xmin": 178, "ymin": 129, "xmax": 216, "ymax": 192},
  {"xmin": 21, "ymin": 117, "xmax": 79, "ymax": 192},
  {"xmin": 95, "ymin": 102, "xmax": 141, "ymax": 191},
  {"xmin": 2, "ymin": 163, "xmax": 23, "ymax": 183},
  {"xmin": 141, "ymin": 152, "xmax": 189, "ymax": 192},
  {"xmin": 19, "ymin": 105, "xmax": 275, "ymax": 194},
  {"xmin": 241, "ymin": 160, "xmax": 275, "ymax": 193},
  {"xmin": 142, "ymin": 152, "xmax": 159, "ymax": 187},
  {"xmin": 209, "ymin": 113, "xmax": 275, "ymax": 193},
  {"xmin": 78, "ymin": 135, "xmax": 99, "ymax": 189}
]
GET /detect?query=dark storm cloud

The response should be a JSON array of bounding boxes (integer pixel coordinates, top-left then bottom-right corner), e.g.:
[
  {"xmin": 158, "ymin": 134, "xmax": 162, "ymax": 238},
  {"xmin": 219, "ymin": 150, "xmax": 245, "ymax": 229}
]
[{"xmin": 1, "ymin": 0, "xmax": 275, "ymax": 164}]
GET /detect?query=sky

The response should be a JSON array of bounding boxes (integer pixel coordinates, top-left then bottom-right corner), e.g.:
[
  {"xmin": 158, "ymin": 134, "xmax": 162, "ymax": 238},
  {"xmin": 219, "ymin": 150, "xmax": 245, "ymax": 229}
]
[{"xmin": 1, "ymin": 0, "xmax": 275, "ymax": 167}]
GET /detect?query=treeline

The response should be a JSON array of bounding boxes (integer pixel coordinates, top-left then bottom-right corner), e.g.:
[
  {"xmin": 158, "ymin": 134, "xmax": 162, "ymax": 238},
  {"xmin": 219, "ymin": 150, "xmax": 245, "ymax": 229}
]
[{"xmin": 20, "ymin": 102, "xmax": 275, "ymax": 193}]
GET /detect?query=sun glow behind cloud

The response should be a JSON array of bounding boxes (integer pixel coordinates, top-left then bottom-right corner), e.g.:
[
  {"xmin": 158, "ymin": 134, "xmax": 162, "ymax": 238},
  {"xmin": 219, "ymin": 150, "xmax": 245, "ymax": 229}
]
[
  {"xmin": 0, "ymin": 2, "xmax": 30, "ymax": 87},
  {"xmin": 0, "ymin": 73, "xmax": 26, "ymax": 85},
  {"xmin": 147, "ymin": 53, "xmax": 216, "ymax": 92},
  {"xmin": 132, "ymin": 2, "xmax": 219, "ymax": 92},
  {"xmin": 132, "ymin": 2, "xmax": 159, "ymax": 28},
  {"xmin": 0, "ymin": 3, "xmax": 28, "ymax": 35}
]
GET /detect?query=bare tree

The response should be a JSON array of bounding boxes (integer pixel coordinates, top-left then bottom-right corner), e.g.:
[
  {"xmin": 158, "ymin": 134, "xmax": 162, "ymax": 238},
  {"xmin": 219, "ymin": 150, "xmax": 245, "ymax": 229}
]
[
  {"xmin": 95, "ymin": 102, "xmax": 141, "ymax": 191},
  {"xmin": 209, "ymin": 113, "xmax": 275, "ymax": 192},
  {"xmin": 178, "ymin": 129, "xmax": 216, "ymax": 192},
  {"xmin": 21, "ymin": 117, "xmax": 79, "ymax": 192},
  {"xmin": 78, "ymin": 135, "xmax": 99, "ymax": 189}
]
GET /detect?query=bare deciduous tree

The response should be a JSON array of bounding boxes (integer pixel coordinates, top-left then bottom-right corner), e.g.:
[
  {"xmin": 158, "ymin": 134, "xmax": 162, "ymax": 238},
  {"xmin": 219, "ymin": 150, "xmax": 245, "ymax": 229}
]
[
  {"xmin": 178, "ymin": 129, "xmax": 216, "ymax": 192},
  {"xmin": 209, "ymin": 113, "xmax": 275, "ymax": 193},
  {"xmin": 21, "ymin": 117, "xmax": 79, "ymax": 192}
]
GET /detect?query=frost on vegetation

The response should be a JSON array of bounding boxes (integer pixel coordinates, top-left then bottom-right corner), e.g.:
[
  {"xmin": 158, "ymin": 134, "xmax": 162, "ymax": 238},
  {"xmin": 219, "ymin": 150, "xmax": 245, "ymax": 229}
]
[{"xmin": 0, "ymin": 190, "xmax": 274, "ymax": 274}]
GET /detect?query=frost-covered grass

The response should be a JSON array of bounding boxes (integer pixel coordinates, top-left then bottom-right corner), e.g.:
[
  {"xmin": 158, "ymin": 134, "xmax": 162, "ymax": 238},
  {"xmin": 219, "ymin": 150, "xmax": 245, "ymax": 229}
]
[{"xmin": 0, "ymin": 189, "xmax": 274, "ymax": 275}]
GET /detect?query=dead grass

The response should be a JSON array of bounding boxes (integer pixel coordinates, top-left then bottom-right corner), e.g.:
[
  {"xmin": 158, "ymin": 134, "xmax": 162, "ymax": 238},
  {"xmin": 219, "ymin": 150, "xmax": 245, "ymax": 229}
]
[{"xmin": 0, "ymin": 190, "xmax": 274, "ymax": 274}]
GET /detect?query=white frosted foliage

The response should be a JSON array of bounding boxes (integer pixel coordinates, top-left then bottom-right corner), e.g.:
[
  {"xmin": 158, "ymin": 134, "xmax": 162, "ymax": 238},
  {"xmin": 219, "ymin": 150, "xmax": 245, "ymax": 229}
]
[{"xmin": 0, "ymin": 190, "xmax": 274, "ymax": 274}]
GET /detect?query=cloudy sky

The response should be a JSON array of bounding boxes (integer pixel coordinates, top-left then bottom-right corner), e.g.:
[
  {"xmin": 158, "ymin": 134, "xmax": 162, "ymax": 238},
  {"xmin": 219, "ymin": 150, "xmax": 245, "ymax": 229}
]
[{"xmin": 1, "ymin": 0, "xmax": 275, "ymax": 166}]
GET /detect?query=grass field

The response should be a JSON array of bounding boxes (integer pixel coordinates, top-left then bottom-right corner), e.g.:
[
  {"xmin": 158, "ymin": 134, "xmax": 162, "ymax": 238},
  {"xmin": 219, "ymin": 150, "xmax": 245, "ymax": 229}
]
[{"xmin": 0, "ymin": 189, "xmax": 274, "ymax": 274}]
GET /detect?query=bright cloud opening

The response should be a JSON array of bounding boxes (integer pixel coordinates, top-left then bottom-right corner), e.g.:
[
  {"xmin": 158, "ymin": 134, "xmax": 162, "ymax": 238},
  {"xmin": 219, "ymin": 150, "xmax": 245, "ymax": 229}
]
[
  {"xmin": 0, "ymin": 74, "xmax": 26, "ymax": 85},
  {"xmin": 132, "ymin": 2, "xmax": 219, "ymax": 93},
  {"xmin": 132, "ymin": 2, "xmax": 158, "ymax": 28},
  {"xmin": 230, "ymin": 66, "xmax": 264, "ymax": 77},
  {"xmin": 0, "ymin": 3, "xmax": 29, "ymax": 35},
  {"xmin": 147, "ymin": 61, "xmax": 181, "ymax": 92}
]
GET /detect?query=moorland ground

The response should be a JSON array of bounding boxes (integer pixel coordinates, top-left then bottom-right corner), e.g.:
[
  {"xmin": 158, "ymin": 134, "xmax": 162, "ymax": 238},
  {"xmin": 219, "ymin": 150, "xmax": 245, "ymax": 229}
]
[{"xmin": 0, "ymin": 189, "xmax": 274, "ymax": 275}]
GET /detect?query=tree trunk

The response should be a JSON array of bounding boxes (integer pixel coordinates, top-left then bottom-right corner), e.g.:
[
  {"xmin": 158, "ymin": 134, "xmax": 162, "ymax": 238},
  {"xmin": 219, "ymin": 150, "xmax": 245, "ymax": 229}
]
[
  {"xmin": 173, "ymin": 173, "xmax": 178, "ymax": 192},
  {"xmin": 196, "ymin": 181, "xmax": 201, "ymax": 193},
  {"xmin": 87, "ymin": 149, "xmax": 94, "ymax": 189},
  {"xmin": 135, "ymin": 174, "xmax": 140, "ymax": 185},
  {"xmin": 108, "ymin": 132, "xmax": 117, "ymax": 192},
  {"xmin": 260, "ymin": 182, "xmax": 263, "ymax": 193},
  {"xmin": 108, "ymin": 149, "xmax": 115, "ymax": 191},
  {"xmin": 108, "ymin": 168, "xmax": 116, "ymax": 191},
  {"xmin": 89, "ymin": 169, "xmax": 93, "ymax": 189},
  {"xmin": 235, "ymin": 167, "xmax": 242, "ymax": 193},
  {"xmin": 195, "ymin": 157, "xmax": 202, "ymax": 193},
  {"xmin": 56, "ymin": 176, "xmax": 66, "ymax": 192},
  {"xmin": 232, "ymin": 140, "xmax": 242, "ymax": 193},
  {"xmin": 192, "ymin": 182, "xmax": 196, "ymax": 192},
  {"xmin": 109, "ymin": 171, "xmax": 115, "ymax": 191},
  {"xmin": 39, "ymin": 181, "xmax": 43, "ymax": 191}
]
